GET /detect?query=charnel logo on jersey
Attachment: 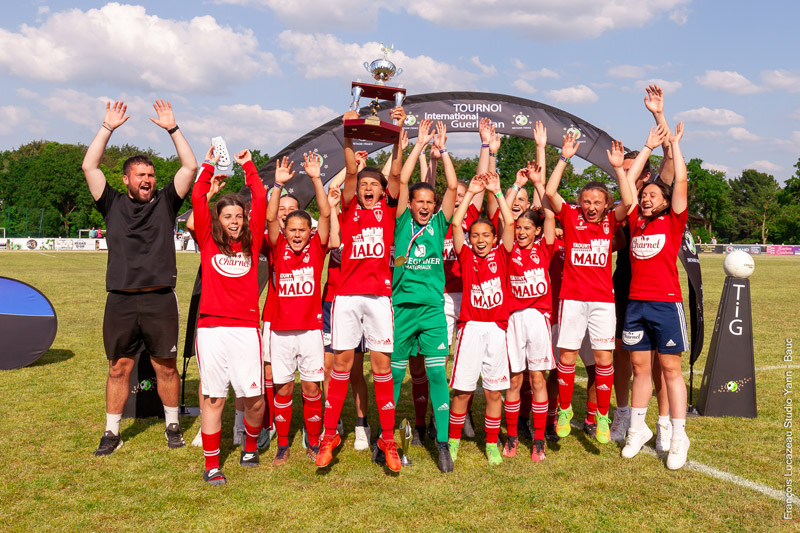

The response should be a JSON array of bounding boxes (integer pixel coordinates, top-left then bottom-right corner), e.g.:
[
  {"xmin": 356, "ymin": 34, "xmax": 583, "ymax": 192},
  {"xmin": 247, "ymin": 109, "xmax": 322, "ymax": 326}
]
[
  {"xmin": 470, "ymin": 278, "xmax": 503, "ymax": 309},
  {"xmin": 630, "ymin": 234, "xmax": 666, "ymax": 259},
  {"xmin": 570, "ymin": 239, "xmax": 609, "ymax": 267},
  {"xmin": 351, "ymin": 227, "xmax": 385, "ymax": 259},
  {"xmin": 211, "ymin": 253, "xmax": 251, "ymax": 277},
  {"xmin": 510, "ymin": 268, "xmax": 548, "ymax": 298},
  {"xmin": 278, "ymin": 267, "xmax": 315, "ymax": 297}
]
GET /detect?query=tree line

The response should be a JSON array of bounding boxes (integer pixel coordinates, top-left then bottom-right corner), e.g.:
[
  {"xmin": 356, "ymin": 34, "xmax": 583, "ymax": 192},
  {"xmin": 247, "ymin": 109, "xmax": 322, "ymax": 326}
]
[{"xmin": 0, "ymin": 138, "xmax": 797, "ymax": 244}]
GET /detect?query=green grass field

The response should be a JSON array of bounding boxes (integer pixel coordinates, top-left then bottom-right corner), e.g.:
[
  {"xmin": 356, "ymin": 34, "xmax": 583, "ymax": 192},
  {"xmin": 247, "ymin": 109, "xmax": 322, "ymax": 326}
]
[{"xmin": 0, "ymin": 252, "xmax": 796, "ymax": 531}]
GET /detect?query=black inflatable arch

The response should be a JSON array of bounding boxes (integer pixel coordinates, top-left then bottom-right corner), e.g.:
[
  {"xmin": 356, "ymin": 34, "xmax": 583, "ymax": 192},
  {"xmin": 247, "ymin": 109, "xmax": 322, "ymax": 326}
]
[{"xmin": 256, "ymin": 91, "xmax": 620, "ymax": 208}]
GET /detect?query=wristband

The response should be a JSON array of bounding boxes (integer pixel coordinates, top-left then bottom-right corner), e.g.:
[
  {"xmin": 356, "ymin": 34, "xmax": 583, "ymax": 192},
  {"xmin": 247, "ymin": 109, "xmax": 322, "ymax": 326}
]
[
  {"xmin": 167, "ymin": 125, "xmax": 180, "ymax": 135},
  {"xmin": 481, "ymin": 143, "xmax": 490, "ymax": 148},
  {"xmin": 102, "ymin": 123, "xmax": 113, "ymax": 133},
  {"xmin": 203, "ymin": 159, "xmax": 215, "ymax": 167},
  {"xmin": 560, "ymin": 155, "xmax": 570, "ymax": 163},
  {"xmin": 512, "ymin": 184, "xmax": 521, "ymax": 192},
  {"xmin": 494, "ymin": 191, "xmax": 503, "ymax": 199},
  {"xmin": 644, "ymin": 144, "xmax": 654, "ymax": 151},
  {"xmin": 439, "ymin": 149, "xmax": 448, "ymax": 155},
  {"xmin": 489, "ymin": 152, "xmax": 497, "ymax": 157},
  {"xmin": 273, "ymin": 183, "xmax": 283, "ymax": 189}
]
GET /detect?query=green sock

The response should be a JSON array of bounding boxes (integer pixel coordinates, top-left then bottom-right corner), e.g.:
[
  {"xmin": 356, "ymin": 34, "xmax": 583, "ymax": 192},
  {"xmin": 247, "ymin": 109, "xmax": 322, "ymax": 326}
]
[
  {"xmin": 390, "ymin": 353, "xmax": 408, "ymax": 406},
  {"xmin": 425, "ymin": 355, "xmax": 450, "ymax": 443}
]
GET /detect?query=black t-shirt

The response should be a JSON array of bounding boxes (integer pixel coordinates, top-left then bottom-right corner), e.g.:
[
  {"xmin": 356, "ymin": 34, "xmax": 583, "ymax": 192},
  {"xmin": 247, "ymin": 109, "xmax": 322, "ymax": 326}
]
[{"xmin": 95, "ymin": 182, "xmax": 185, "ymax": 291}]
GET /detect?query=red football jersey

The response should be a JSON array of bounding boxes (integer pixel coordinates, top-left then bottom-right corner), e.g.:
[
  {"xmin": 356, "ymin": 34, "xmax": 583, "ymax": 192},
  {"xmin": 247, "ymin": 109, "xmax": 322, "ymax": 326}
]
[
  {"xmin": 548, "ymin": 237, "xmax": 566, "ymax": 325},
  {"xmin": 268, "ymin": 231, "xmax": 327, "ymax": 330},
  {"xmin": 558, "ymin": 204, "xmax": 617, "ymax": 304},
  {"xmin": 444, "ymin": 203, "xmax": 481, "ymax": 294},
  {"xmin": 321, "ymin": 244, "xmax": 342, "ymax": 303},
  {"xmin": 507, "ymin": 241, "xmax": 554, "ymax": 315},
  {"xmin": 193, "ymin": 161, "xmax": 266, "ymax": 328},
  {"xmin": 457, "ymin": 245, "xmax": 510, "ymax": 329},
  {"xmin": 627, "ymin": 205, "xmax": 687, "ymax": 302},
  {"xmin": 337, "ymin": 196, "xmax": 396, "ymax": 296}
]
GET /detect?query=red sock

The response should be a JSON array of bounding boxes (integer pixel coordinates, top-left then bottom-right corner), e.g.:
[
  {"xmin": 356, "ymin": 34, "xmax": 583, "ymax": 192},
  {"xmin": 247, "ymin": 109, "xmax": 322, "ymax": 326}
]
[
  {"xmin": 303, "ymin": 392, "xmax": 323, "ymax": 447},
  {"xmin": 556, "ymin": 361, "xmax": 575, "ymax": 410},
  {"xmin": 274, "ymin": 393, "xmax": 292, "ymax": 447},
  {"xmin": 519, "ymin": 379, "xmax": 532, "ymax": 420},
  {"xmin": 547, "ymin": 397, "xmax": 558, "ymax": 426},
  {"xmin": 504, "ymin": 399, "xmax": 521, "ymax": 437},
  {"xmin": 485, "ymin": 414, "xmax": 501, "ymax": 445},
  {"xmin": 595, "ymin": 364, "xmax": 614, "ymax": 416},
  {"xmin": 373, "ymin": 371, "xmax": 395, "ymax": 441},
  {"xmin": 323, "ymin": 370, "xmax": 349, "ymax": 438},
  {"xmin": 263, "ymin": 379, "xmax": 274, "ymax": 430},
  {"xmin": 586, "ymin": 401, "xmax": 597, "ymax": 424},
  {"xmin": 243, "ymin": 419, "xmax": 261, "ymax": 452},
  {"xmin": 532, "ymin": 401, "xmax": 548, "ymax": 441},
  {"xmin": 411, "ymin": 372, "xmax": 429, "ymax": 427},
  {"xmin": 449, "ymin": 410, "xmax": 466, "ymax": 440},
  {"xmin": 202, "ymin": 431, "xmax": 221, "ymax": 471}
]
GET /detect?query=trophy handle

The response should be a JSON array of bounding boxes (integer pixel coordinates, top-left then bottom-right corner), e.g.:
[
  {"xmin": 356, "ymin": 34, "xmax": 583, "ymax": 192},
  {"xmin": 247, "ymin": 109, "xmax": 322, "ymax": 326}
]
[
  {"xmin": 395, "ymin": 67, "xmax": 403, "ymax": 78},
  {"xmin": 363, "ymin": 62, "xmax": 372, "ymax": 74}
]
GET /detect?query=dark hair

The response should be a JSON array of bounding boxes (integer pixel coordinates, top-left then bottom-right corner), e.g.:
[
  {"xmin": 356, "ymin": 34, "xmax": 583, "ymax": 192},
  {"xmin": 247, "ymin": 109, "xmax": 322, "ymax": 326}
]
[
  {"xmin": 624, "ymin": 150, "xmax": 652, "ymax": 179},
  {"xmin": 638, "ymin": 181, "xmax": 672, "ymax": 220},
  {"xmin": 469, "ymin": 217, "xmax": 497, "ymax": 238},
  {"xmin": 285, "ymin": 209, "xmax": 312, "ymax": 229},
  {"xmin": 518, "ymin": 207, "xmax": 544, "ymax": 229},
  {"xmin": 210, "ymin": 194, "xmax": 252, "ymax": 258},
  {"xmin": 409, "ymin": 182, "xmax": 435, "ymax": 201},
  {"xmin": 579, "ymin": 181, "xmax": 613, "ymax": 215},
  {"xmin": 281, "ymin": 193, "xmax": 300, "ymax": 207},
  {"xmin": 357, "ymin": 166, "xmax": 387, "ymax": 190},
  {"xmin": 122, "ymin": 155, "xmax": 155, "ymax": 176}
]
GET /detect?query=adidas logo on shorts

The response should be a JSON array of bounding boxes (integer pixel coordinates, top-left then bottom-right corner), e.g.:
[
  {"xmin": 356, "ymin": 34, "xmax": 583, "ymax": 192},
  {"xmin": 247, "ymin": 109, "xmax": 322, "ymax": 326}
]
[
  {"xmin": 381, "ymin": 402, "xmax": 395, "ymax": 411},
  {"xmin": 415, "ymin": 396, "xmax": 427, "ymax": 402},
  {"xmin": 666, "ymin": 339, "xmax": 676, "ymax": 347},
  {"xmin": 250, "ymin": 382, "xmax": 258, "ymax": 389},
  {"xmin": 275, "ymin": 415, "xmax": 286, "ymax": 422},
  {"xmin": 308, "ymin": 415, "xmax": 321, "ymax": 422},
  {"xmin": 597, "ymin": 384, "xmax": 611, "ymax": 391},
  {"xmin": 437, "ymin": 403, "xmax": 449, "ymax": 411},
  {"xmin": 170, "ymin": 345, "xmax": 177, "ymax": 352},
  {"xmin": 438, "ymin": 343, "xmax": 446, "ymax": 350}
]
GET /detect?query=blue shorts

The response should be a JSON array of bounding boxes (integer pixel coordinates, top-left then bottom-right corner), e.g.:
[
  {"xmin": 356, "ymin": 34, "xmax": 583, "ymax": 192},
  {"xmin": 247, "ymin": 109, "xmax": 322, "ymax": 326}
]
[
  {"xmin": 322, "ymin": 299, "xmax": 366, "ymax": 353},
  {"xmin": 621, "ymin": 300, "xmax": 688, "ymax": 354}
]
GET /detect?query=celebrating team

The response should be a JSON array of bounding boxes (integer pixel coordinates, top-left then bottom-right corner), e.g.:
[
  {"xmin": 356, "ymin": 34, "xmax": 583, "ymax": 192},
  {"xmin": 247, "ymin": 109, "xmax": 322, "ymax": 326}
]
[{"xmin": 84, "ymin": 84, "xmax": 692, "ymax": 485}]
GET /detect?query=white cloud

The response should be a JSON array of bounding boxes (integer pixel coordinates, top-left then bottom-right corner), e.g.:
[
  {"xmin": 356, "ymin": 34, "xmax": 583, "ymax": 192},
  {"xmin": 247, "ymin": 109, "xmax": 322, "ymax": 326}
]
[
  {"xmin": 702, "ymin": 163, "xmax": 730, "ymax": 175},
  {"xmin": 0, "ymin": 4, "xmax": 279, "ymax": 92},
  {"xmin": 544, "ymin": 85, "xmax": 598, "ymax": 105},
  {"xmin": 37, "ymin": 6, "xmax": 50, "ymax": 15},
  {"xmin": 697, "ymin": 70, "xmax": 765, "ymax": 95},
  {"xmin": 606, "ymin": 65, "xmax": 646, "ymax": 78},
  {"xmin": 511, "ymin": 58, "xmax": 526, "ymax": 70},
  {"xmin": 761, "ymin": 70, "xmax": 800, "ymax": 94},
  {"xmin": 674, "ymin": 107, "xmax": 745, "ymax": 126},
  {"xmin": 214, "ymin": 0, "xmax": 379, "ymax": 29},
  {"xmin": 517, "ymin": 67, "xmax": 560, "ymax": 80},
  {"xmin": 746, "ymin": 160, "xmax": 782, "ymax": 173},
  {"xmin": 0, "ymin": 106, "xmax": 31, "ymax": 135},
  {"xmin": 277, "ymin": 31, "xmax": 478, "ymax": 92},
  {"xmin": 728, "ymin": 127, "xmax": 761, "ymax": 142},
  {"xmin": 669, "ymin": 7, "xmax": 689, "ymax": 25},
  {"xmin": 470, "ymin": 56, "xmax": 497, "ymax": 77},
  {"xmin": 511, "ymin": 80, "xmax": 536, "ymax": 95},
  {"xmin": 634, "ymin": 78, "xmax": 682, "ymax": 93}
]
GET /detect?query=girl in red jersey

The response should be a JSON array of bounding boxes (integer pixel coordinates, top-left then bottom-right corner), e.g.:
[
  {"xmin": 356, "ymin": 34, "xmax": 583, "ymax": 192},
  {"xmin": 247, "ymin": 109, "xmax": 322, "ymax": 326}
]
[
  {"xmin": 620, "ymin": 123, "xmax": 692, "ymax": 469},
  {"xmin": 192, "ymin": 147, "xmax": 266, "ymax": 486},
  {"xmin": 449, "ymin": 172, "xmax": 515, "ymax": 466},
  {"xmin": 266, "ymin": 151, "xmax": 334, "ymax": 466},
  {"xmin": 504, "ymin": 163, "xmax": 556, "ymax": 462},
  {"xmin": 544, "ymin": 132, "xmax": 638, "ymax": 445}
]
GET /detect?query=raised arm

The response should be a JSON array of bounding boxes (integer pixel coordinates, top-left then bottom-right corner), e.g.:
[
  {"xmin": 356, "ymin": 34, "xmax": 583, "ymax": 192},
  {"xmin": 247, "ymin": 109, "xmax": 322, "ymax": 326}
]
[
  {"xmin": 607, "ymin": 140, "xmax": 633, "ymax": 221},
  {"xmin": 527, "ymin": 161, "xmax": 554, "ymax": 245},
  {"xmin": 485, "ymin": 124, "xmax": 502, "ymax": 216},
  {"xmin": 397, "ymin": 119, "xmax": 434, "ymax": 217},
  {"xmin": 385, "ymin": 106, "xmax": 407, "ymax": 198},
  {"xmin": 82, "ymin": 101, "xmax": 130, "ymax": 200},
  {"xmin": 452, "ymin": 175, "xmax": 486, "ymax": 254},
  {"xmin": 191, "ymin": 146, "xmax": 221, "ymax": 248},
  {"xmin": 186, "ymin": 173, "xmax": 226, "ymax": 238},
  {"xmin": 532, "ymin": 121, "xmax": 547, "ymax": 209},
  {"xmin": 626, "ymin": 124, "xmax": 668, "ymax": 196},
  {"xmin": 545, "ymin": 132, "xmax": 579, "ymax": 214},
  {"xmin": 149, "ymin": 100, "xmax": 197, "ymax": 198},
  {"xmin": 304, "ymin": 151, "xmax": 331, "ymax": 244},
  {"xmin": 435, "ymin": 121, "xmax": 458, "ymax": 220},
  {"xmin": 327, "ymin": 185, "xmax": 342, "ymax": 249},
  {"xmin": 423, "ymin": 145, "xmax": 440, "ymax": 186},
  {"xmin": 266, "ymin": 157, "xmax": 295, "ymax": 246},
  {"xmin": 342, "ymin": 110, "xmax": 360, "ymax": 205},
  {"xmin": 233, "ymin": 149, "xmax": 267, "ymax": 239},
  {"xmin": 486, "ymin": 172, "xmax": 515, "ymax": 252},
  {"xmin": 644, "ymin": 84, "xmax": 674, "ymax": 184},
  {"xmin": 670, "ymin": 122, "xmax": 687, "ymax": 215}
]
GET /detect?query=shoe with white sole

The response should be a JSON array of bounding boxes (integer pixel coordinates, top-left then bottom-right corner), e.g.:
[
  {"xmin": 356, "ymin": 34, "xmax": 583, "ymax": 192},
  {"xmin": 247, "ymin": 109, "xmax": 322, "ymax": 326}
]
[
  {"xmin": 666, "ymin": 435, "xmax": 690, "ymax": 470},
  {"xmin": 621, "ymin": 426, "xmax": 654, "ymax": 459},
  {"xmin": 655, "ymin": 420, "xmax": 673, "ymax": 456},
  {"xmin": 354, "ymin": 425, "xmax": 371, "ymax": 451},
  {"xmin": 211, "ymin": 136, "xmax": 231, "ymax": 171},
  {"xmin": 191, "ymin": 427, "xmax": 203, "ymax": 447},
  {"xmin": 610, "ymin": 409, "xmax": 631, "ymax": 443}
]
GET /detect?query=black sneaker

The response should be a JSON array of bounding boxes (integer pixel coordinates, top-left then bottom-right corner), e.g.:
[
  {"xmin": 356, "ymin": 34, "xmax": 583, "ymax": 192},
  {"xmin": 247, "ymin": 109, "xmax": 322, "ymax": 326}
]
[
  {"xmin": 412, "ymin": 426, "xmax": 426, "ymax": 447},
  {"xmin": 582, "ymin": 419, "xmax": 597, "ymax": 439},
  {"xmin": 272, "ymin": 446, "xmax": 290, "ymax": 466},
  {"xmin": 371, "ymin": 441, "xmax": 386, "ymax": 465},
  {"xmin": 462, "ymin": 411, "xmax": 476, "ymax": 439},
  {"xmin": 427, "ymin": 417, "xmax": 437, "ymax": 442},
  {"xmin": 165, "ymin": 423, "xmax": 185, "ymax": 449},
  {"xmin": 545, "ymin": 423, "xmax": 561, "ymax": 442},
  {"xmin": 436, "ymin": 441, "xmax": 454, "ymax": 473},
  {"xmin": 240, "ymin": 448, "xmax": 259, "ymax": 467},
  {"xmin": 517, "ymin": 417, "xmax": 533, "ymax": 440},
  {"xmin": 203, "ymin": 467, "xmax": 226, "ymax": 486},
  {"xmin": 93, "ymin": 431, "xmax": 123, "ymax": 457}
]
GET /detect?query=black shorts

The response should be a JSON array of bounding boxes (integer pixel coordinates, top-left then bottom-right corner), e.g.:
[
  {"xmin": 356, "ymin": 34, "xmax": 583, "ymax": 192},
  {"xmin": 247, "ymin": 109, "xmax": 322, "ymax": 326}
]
[{"xmin": 103, "ymin": 288, "xmax": 179, "ymax": 360}]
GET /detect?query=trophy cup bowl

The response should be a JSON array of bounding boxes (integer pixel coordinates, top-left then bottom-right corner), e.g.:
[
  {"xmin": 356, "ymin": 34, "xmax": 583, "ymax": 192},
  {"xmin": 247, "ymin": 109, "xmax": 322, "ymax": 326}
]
[{"xmin": 364, "ymin": 59, "xmax": 403, "ymax": 85}]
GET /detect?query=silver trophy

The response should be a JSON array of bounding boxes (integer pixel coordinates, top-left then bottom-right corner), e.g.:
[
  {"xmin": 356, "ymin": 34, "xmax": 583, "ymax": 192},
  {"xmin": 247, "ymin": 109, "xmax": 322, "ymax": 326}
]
[
  {"xmin": 363, "ymin": 43, "xmax": 403, "ymax": 85},
  {"xmin": 399, "ymin": 418, "xmax": 413, "ymax": 466}
]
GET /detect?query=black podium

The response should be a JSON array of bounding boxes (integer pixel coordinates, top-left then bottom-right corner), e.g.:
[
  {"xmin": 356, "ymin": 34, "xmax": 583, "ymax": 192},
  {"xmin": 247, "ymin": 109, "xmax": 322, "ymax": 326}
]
[{"xmin": 123, "ymin": 350, "xmax": 164, "ymax": 419}]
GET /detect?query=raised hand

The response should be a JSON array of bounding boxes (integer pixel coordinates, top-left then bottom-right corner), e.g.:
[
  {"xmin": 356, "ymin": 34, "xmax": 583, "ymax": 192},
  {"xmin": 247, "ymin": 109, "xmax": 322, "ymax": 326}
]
[
  {"xmin": 532, "ymin": 120, "xmax": 547, "ymax": 148},
  {"xmin": 417, "ymin": 118, "xmax": 435, "ymax": 145},
  {"xmin": 606, "ymin": 140, "xmax": 625, "ymax": 169},
  {"xmin": 527, "ymin": 161, "xmax": 544, "ymax": 186},
  {"xmin": 391, "ymin": 106, "xmax": 407, "ymax": 126},
  {"xmin": 485, "ymin": 172, "xmax": 501, "ymax": 194},
  {"xmin": 303, "ymin": 151, "xmax": 321, "ymax": 180},
  {"xmin": 209, "ymin": 174, "xmax": 227, "ymax": 196},
  {"xmin": 149, "ymin": 99, "xmax": 177, "ymax": 130},
  {"xmin": 433, "ymin": 121, "xmax": 447, "ymax": 151},
  {"xmin": 343, "ymin": 110, "xmax": 359, "ymax": 122},
  {"xmin": 479, "ymin": 117, "xmax": 492, "ymax": 143},
  {"xmin": 400, "ymin": 128, "xmax": 409, "ymax": 151},
  {"xmin": 468, "ymin": 174, "xmax": 487, "ymax": 194},
  {"xmin": 672, "ymin": 121, "xmax": 684, "ymax": 144},
  {"xmin": 561, "ymin": 131, "xmax": 579, "ymax": 159},
  {"xmin": 328, "ymin": 185, "xmax": 341, "ymax": 209},
  {"xmin": 355, "ymin": 150, "xmax": 369, "ymax": 171},
  {"xmin": 644, "ymin": 84, "xmax": 664, "ymax": 115},
  {"xmin": 204, "ymin": 145, "xmax": 221, "ymax": 165},
  {"xmin": 515, "ymin": 165, "xmax": 529, "ymax": 187},
  {"xmin": 489, "ymin": 123, "xmax": 501, "ymax": 153},
  {"xmin": 103, "ymin": 101, "xmax": 129, "ymax": 130},
  {"xmin": 233, "ymin": 149, "xmax": 252, "ymax": 166},
  {"xmin": 646, "ymin": 124, "xmax": 668, "ymax": 149},
  {"xmin": 275, "ymin": 156, "xmax": 295, "ymax": 185}
]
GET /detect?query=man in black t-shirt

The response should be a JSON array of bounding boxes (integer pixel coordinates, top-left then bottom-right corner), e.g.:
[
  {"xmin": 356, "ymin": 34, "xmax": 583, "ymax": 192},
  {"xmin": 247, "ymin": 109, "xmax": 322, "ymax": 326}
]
[{"xmin": 82, "ymin": 99, "xmax": 198, "ymax": 456}]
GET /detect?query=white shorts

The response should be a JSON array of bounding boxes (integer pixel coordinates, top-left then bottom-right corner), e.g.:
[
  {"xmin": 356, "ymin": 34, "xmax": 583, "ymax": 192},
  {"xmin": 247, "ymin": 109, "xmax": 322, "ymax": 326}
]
[
  {"xmin": 551, "ymin": 323, "xmax": 594, "ymax": 366},
  {"xmin": 443, "ymin": 291, "xmax": 462, "ymax": 346},
  {"xmin": 270, "ymin": 329, "xmax": 325, "ymax": 385},
  {"xmin": 557, "ymin": 299, "xmax": 616, "ymax": 351},
  {"xmin": 508, "ymin": 309, "xmax": 555, "ymax": 372},
  {"xmin": 450, "ymin": 321, "xmax": 510, "ymax": 392},
  {"xmin": 261, "ymin": 321, "xmax": 271, "ymax": 363},
  {"xmin": 331, "ymin": 294, "xmax": 394, "ymax": 352},
  {"xmin": 196, "ymin": 327, "xmax": 263, "ymax": 399}
]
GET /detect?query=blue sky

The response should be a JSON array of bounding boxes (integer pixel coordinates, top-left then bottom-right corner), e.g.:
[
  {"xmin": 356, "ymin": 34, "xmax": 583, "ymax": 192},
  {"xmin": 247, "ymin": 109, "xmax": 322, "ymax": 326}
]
[{"xmin": 1, "ymin": 1, "xmax": 798, "ymax": 183}]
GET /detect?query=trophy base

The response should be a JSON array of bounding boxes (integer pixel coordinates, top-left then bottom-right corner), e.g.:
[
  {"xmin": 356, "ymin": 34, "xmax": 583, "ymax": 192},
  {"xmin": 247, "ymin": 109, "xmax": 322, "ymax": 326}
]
[
  {"xmin": 401, "ymin": 454, "xmax": 412, "ymax": 466},
  {"xmin": 344, "ymin": 119, "xmax": 402, "ymax": 143},
  {"xmin": 352, "ymin": 81, "xmax": 406, "ymax": 101}
]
